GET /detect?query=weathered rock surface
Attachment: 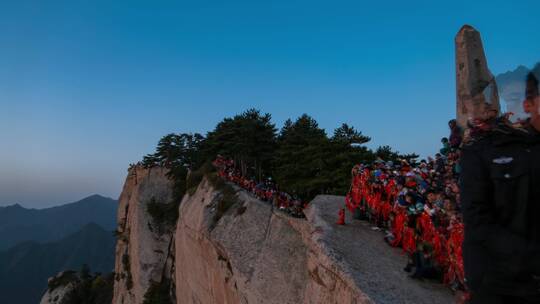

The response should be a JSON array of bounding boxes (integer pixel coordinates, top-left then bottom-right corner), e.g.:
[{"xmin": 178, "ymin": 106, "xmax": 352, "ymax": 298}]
[
  {"xmin": 455, "ymin": 25, "xmax": 500, "ymax": 129},
  {"xmin": 174, "ymin": 177, "xmax": 455, "ymax": 303},
  {"xmin": 112, "ymin": 166, "xmax": 175, "ymax": 304},
  {"xmin": 40, "ymin": 272, "xmax": 77, "ymax": 304},
  {"xmin": 309, "ymin": 196, "xmax": 454, "ymax": 304}
]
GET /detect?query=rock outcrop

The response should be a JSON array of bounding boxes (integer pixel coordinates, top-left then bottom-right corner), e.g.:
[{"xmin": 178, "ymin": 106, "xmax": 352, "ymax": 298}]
[
  {"xmin": 40, "ymin": 272, "xmax": 77, "ymax": 304},
  {"xmin": 112, "ymin": 170, "xmax": 455, "ymax": 303},
  {"xmin": 455, "ymin": 25, "xmax": 500, "ymax": 129},
  {"xmin": 173, "ymin": 177, "xmax": 454, "ymax": 304},
  {"xmin": 113, "ymin": 166, "xmax": 175, "ymax": 304},
  {"xmin": 174, "ymin": 177, "xmax": 371, "ymax": 304}
]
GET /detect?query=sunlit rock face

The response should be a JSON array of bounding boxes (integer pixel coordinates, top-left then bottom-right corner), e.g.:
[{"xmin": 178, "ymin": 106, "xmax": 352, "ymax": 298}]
[
  {"xmin": 174, "ymin": 178, "xmax": 372, "ymax": 304},
  {"xmin": 112, "ymin": 166, "xmax": 174, "ymax": 304},
  {"xmin": 173, "ymin": 177, "xmax": 454, "ymax": 304},
  {"xmin": 455, "ymin": 25, "xmax": 500, "ymax": 129},
  {"xmin": 112, "ymin": 173, "xmax": 455, "ymax": 303}
]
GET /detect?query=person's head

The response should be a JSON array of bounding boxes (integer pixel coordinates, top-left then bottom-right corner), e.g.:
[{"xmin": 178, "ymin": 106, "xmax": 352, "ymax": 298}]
[
  {"xmin": 426, "ymin": 191, "xmax": 436, "ymax": 204},
  {"xmin": 524, "ymin": 72, "xmax": 540, "ymax": 125},
  {"xmin": 448, "ymin": 119, "xmax": 457, "ymax": 129},
  {"xmin": 405, "ymin": 192, "xmax": 417, "ymax": 204},
  {"xmin": 443, "ymin": 197, "xmax": 455, "ymax": 211}
]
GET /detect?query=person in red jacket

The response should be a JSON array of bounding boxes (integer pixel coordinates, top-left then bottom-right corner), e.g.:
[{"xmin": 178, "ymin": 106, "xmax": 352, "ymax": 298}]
[{"xmin": 336, "ymin": 208, "xmax": 346, "ymax": 225}]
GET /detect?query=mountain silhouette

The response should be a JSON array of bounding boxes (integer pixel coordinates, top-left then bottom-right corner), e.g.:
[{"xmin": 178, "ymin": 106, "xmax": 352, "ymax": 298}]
[
  {"xmin": 0, "ymin": 222, "xmax": 115, "ymax": 304},
  {"xmin": 0, "ymin": 194, "xmax": 117, "ymax": 250}
]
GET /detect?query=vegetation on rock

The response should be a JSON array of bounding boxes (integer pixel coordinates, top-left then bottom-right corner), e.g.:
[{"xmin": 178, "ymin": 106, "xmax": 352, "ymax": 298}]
[
  {"xmin": 47, "ymin": 270, "xmax": 78, "ymax": 291},
  {"xmin": 141, "ymin": 108, "xmax": 418, "ymax": 207},
  {"xmin": 60, "ymin": 265, "xmax": 114, "ymax": 304},
  {"xmin": 207, "ymin": 173, "xmax": 240, "ymax": 227},
  {"xmin": 143, "ymin": 133, "xmax": 206, "ymax": 231},
  {"xmin": 142, "ymin": 278, "xmax": 173, "ymax": 304},
  {"xmin": 146, "ymin": 197, "xmax": 178, "ymax": 234}
]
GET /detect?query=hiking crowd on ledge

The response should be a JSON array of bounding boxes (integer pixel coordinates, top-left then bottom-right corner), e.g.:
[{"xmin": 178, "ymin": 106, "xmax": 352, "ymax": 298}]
[
  {"xmin": 213, "ymin": 156, "xmax": 307, "ymax": 218},
  {"xmin": 344, "ymin": 119, "xmax": 466, "ymax": 292}
]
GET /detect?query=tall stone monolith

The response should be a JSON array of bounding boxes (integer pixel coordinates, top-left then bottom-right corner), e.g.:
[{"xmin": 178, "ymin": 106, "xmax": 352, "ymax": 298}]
[{"xmin": 455, "ymin": 25, "xmax": 500, "ymax": 130}]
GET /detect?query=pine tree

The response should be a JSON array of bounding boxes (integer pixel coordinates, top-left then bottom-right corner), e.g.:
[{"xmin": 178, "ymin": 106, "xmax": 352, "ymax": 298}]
[{"xmin": 203, "ymin": 108, "xmax": 277, "ymax": 180}]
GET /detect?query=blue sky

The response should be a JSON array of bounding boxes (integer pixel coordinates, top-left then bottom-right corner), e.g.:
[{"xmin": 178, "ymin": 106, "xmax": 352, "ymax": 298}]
[{"xmin": 1, "ymin": 0, "xmax": 539, "ymax": 207}]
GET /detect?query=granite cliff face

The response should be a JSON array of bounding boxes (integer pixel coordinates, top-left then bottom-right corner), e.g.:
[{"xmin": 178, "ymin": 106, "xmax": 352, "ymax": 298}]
[
  {"xmin": 112, "ymin": 170, "xmax": 454, "ymax": 303},
  {"xmin": 113, "ymin": 166, "xmax": 175, "ymax": 304},
  {"xmin": 174, "ymin": 177, "xmax": 370, "ymax": 304}
]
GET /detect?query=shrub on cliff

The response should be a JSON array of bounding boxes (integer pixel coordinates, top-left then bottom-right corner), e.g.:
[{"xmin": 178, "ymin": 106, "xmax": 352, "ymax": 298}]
[
  {"xmin": 146, "ymin": 197, "xmax": 179, "ymax": 234},
  {"xmin": 48, "ymin": 270, "xmax": 78, "ymax": 291},
  {"xmin": 59, "ymin": 265, "xmax": 114, "ymax": 304},
  {"xmin": 207, "ymin": 173, "xmax": 239, "ymax": 227},
  {"xmin": 142, "ymin": 279, "xmax": 173, "ymax": 304},
  {"xmin": 186, "ymin": 161, "xmax": 215, "ymax": 195},
  {"xmin": 143, "ymin": 133, "xmax": 206, "ymax": 228},
  {"xmin": 143, "ymin": 132, "xmax": 206, "ymax": 202}
]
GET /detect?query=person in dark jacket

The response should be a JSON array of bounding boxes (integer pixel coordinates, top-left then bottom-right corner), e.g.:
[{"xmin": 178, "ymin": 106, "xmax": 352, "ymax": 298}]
[
  {"xmin": 449, "ymin": 119, "xmax": 463, "ymax": 149},
  {"xmin": 460, "ymin": 72, "xmax": 540, "ymax": 303}
]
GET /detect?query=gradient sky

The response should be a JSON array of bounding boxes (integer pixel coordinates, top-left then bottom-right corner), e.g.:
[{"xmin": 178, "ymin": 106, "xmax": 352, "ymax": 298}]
[{"xmin": 1, "ymin": 0, "xmax": 539, "ymax": 208}]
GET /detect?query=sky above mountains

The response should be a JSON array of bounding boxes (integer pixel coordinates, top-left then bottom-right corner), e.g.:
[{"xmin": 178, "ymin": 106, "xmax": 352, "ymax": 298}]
[{"xmin": 1, "ymin": 0, "xmax": 539, "ymax": 207}]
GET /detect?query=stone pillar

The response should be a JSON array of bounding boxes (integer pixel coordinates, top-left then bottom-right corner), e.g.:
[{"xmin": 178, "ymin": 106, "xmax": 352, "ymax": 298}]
[{"xmin": 455, "ymin": 25, "xmax": 500, "ymax": 130}]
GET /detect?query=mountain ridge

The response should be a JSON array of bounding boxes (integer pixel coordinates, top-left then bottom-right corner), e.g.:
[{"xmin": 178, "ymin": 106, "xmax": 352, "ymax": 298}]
[
  {"xmin": 0, "ymin": 222, "xmax": 115, "ymax": 304},
  {"xmin": 0, "ymin": 194, "xmax": 117, "ymax": 250}
]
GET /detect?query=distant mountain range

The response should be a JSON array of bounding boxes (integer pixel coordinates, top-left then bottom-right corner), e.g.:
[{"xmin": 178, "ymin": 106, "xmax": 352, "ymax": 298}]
[
  {"xmin": 0, "ymin": 222, "xmax": 116, "ymax": 304},
  {"xmin": 496, "ymin": 62, "xmax": 540, "ymax": 121},
  {"xmin": 0, "ymin": 194, "xmax": 117, "ymax": 250}
]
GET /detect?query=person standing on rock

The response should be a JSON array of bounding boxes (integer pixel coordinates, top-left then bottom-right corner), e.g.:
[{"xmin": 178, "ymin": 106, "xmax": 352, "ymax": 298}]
[{"xmin": 460, "ymin": 72, "xmax": 540, "ymax": 303}]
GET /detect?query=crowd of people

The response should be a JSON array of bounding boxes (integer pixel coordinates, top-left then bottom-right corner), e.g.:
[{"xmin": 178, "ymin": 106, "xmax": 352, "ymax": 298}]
[
  {"xmin": 212, "ymin": 156, "xmax": 307, "ymax": 218},
  {"xmin": 212, "ymin": 119, "xmax": 470, "ymax": 294},
  {"xmin": 344, "ymin": 119, "xmax": 466, "ymax": 292}
]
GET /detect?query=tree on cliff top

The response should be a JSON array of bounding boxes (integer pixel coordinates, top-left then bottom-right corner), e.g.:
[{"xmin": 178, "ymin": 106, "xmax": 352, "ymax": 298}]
[
  {"xmin": 141, "ymin": 109, "xmax": 382, "ymax": 203},
  {"xmin": 332, "ymin": 123, "xmax": 371, "ymax": 145},
  {"xmin": 203, "ymin": 108, "xmax": 277, "ymax": 181},
  {"xmin": 142, "ymin": 133, "xmax": 205, "ymax": 230},
  {"xmin": 273, "ymin": 115, "xmax": 374, "ymax": 199},
  {"xmin": 375, "ymin": 145, "xmax": 419, "ymax": 165}
]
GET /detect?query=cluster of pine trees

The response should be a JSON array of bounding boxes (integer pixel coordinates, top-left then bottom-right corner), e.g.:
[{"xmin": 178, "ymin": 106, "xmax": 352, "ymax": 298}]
[{"xmin": 142, "ymin": 109, "xmax": 417, "ymax": 203}]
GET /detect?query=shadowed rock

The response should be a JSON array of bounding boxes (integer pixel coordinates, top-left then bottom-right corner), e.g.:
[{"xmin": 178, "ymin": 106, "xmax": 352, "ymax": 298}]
[{"xmin": 455, "ymin": 25, "xmax": 500, "ymax": 129}]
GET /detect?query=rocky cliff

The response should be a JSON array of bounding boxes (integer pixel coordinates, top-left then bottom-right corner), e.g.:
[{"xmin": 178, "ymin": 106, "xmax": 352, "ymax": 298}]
[
  {"xmin": 40, "ymin": 272, "xmax": 78, "ymax": 304},
  {"xmin": 113, "ymin": 170, "xmax": 454, "ymax": 303},
  {"xmin": 113, "ymin": 166, "xmax": 175, "ymax": 304},
  {"xmin": 174, "ymin": 177, "xmax": 371, "ymax": 304}
]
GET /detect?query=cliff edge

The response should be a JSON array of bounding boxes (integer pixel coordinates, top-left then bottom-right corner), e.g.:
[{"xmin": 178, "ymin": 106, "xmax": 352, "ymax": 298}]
[
  {"xmin": 113, "ymin": 171, "xmax": 454, "ymax": 303},
  {"xmin": 113, "ymin": 166, "xmax": 175, "ymax": 304},
  {"xmin": 174, "ymin": 176, "xmax": 454, "ymax": 303}
]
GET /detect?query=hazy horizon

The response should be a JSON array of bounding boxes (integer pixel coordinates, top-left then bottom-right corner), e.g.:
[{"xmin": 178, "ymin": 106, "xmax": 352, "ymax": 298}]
[{"xmin": 2, "ymin": 0, "xmax": 539, "ymax": 208}]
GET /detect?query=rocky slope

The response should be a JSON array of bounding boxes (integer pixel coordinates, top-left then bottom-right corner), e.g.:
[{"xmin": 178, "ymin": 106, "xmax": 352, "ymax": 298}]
[
  {"xmin": 113, "ymin": 169, "xmax": 455, "ymax": 303},
  {"xmin": 113, "ymin": 166, "xmax": 175, "ymax": 304},
  {"xmin": 40, "ymin": 272, "xmax": 78, "ymax": 304}
]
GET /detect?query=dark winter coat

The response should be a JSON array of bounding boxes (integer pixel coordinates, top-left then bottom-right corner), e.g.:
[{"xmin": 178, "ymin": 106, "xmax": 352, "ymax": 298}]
[{"xmin": 460, "ymin": 123, "xmax": 540, "ymax": 296}]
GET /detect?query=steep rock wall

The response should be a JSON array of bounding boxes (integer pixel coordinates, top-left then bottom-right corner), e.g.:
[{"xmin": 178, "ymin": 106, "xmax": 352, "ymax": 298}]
[
  {"xmin": 40, "ymin": 272, "xmax": 77, "ymax": 304},
  {"xmin": 113, "ymin": 166, "xmax": 175, "ymax": 304},
  {"xmin": 174, "ymin": 177, "xmax": 371, "ymax": 304},
  {"xmin": 112, "ymin": 171, "xmax": 453, "ymax": 303}
]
